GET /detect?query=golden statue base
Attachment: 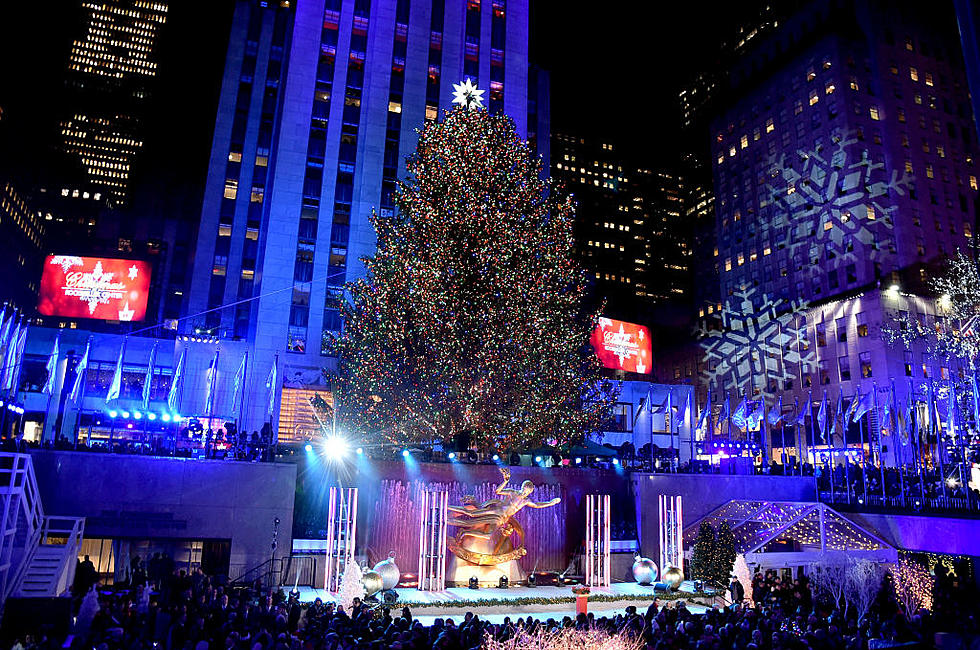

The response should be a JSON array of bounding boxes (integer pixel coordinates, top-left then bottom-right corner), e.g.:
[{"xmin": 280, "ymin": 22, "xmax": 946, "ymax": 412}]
[{"xmin": 446, "ymin": 534, "xmax": 526, "ymax": 586}]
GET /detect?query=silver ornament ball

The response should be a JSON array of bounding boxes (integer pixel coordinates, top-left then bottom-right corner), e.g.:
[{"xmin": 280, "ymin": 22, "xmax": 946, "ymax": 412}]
[
  {"xmin": 373, "ymin": 552, "xmax": 401, "ymax": 591},
  {"xmin": 361, "ymin": 569, "xmax": 384, "ymax": 597},
  {"xmin": 662, "ymin": 566, "xmax": 683, "ymax": 590},
  {"xmin": 631, "ymin": 555, "xmax": 659, "ymax": 585}
]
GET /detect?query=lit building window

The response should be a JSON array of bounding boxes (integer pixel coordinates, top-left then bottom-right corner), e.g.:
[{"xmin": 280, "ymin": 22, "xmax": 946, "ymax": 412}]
[
  {"xmin": 869, "ymin": 106, "xmax": 880, "ymax": 120},
  {"xmin": 223, "ymin": 179, "xmax": 238, "ymax": 199},
  {"xmin": 910, "ymin": 67, "xmax": 919, "ymax": 82}
]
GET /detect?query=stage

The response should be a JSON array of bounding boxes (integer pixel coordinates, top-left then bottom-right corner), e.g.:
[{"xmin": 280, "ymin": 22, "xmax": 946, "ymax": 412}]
[{"xmin": 293, "ymin": 581, "xmax": 710, "ymax": 623}]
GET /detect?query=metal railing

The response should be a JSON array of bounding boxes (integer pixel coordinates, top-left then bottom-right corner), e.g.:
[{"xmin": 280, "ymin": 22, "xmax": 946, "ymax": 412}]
[
  {"xmin": 34, "ymin": 515, "xmax": 86, "ymax": 596},
  {"xmin": 229, "ymin": 555, "xmax": 319, "ymax": 590},
  {"xmin": 0, "ymin": 454, "xmax": 45, "ymax": 604},
  {"xmin": 819, "ymin": 491, "xmax": 980, "ymax": 514}
]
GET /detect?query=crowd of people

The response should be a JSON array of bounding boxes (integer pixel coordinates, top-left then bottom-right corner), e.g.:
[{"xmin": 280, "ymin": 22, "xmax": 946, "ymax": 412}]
[{"xmin": 6, "ymin": 556, "xmax": 977, "ymax": 650}]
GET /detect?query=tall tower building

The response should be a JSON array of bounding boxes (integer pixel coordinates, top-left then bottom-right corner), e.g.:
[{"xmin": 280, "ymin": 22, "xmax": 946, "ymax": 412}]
[
  {"xmin": 60, "ymin": 0, "xmax": 169, "ymax": 210},
  {"xmin": 187, "ymin": 0, "xmax": 542, "ymax": 437}
]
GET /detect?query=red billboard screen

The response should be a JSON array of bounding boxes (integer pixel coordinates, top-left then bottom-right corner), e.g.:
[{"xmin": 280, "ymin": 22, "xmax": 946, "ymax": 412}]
[
  {"xmin": 590, "ymin": 317, "xmax": 652, "ymax": 374},
  {"xmin": 38, "ymin": 255, "xmax": 151, "ymax": 322}
]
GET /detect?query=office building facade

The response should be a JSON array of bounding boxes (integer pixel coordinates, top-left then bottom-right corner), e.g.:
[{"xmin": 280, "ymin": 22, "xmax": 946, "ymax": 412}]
[
  {"xmin": 187, "ymin": 0, "xmax": 542, "ymax": 435},
  {"xmin": 660, "ymin": 0, "xmax": 979, "ymax": 464}
]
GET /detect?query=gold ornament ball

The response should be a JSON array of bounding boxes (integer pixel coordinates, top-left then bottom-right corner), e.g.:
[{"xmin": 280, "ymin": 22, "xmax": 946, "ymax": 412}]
[
  {"xmin": 662, "ymin": 566, "xmax": 683, "ymax": 590},
  {"xmin": 361, "ymin": 569, "xmax": 384, "ymax": 597}
]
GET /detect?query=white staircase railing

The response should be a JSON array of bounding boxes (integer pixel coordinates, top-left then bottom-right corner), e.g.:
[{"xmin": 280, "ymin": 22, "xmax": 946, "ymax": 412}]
[{"xmin": 0, "ymin": 453, "xmax": 84, "ymax": 606}]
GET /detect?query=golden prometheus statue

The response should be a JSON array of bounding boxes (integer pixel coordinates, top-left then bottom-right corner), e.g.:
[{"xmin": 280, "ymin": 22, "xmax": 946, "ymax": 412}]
[{"xmin": 446, "ymin": 467, "xmax": 560, "ymax": 585}]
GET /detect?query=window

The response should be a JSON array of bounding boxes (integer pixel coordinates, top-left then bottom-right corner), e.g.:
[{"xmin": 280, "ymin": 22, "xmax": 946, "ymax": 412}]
[
  {"xmin": 228, "ymin": 151, "xmax": 242, "ymax": 163},
  {"xmin": 860, "ymin": 352, "xmax": 872, "ymax": 377},
  {"xmin": 857, "ymin": 314, "xmax": 869, "ymax": 337},
  {"xmin": 839, "ymin": 356, "xmax": 851, "ymax": 382},
  {"xmin": 819, "ymin": 359, "xmax": 831, "ymax": 385},
  {"xmin": 740, "ymin": 134, "xmax": 748, "ymax": 149},
  {"xmin": 897, "ymin": 108, "xmax": 906, "ymax": 122},
  {"xmin": 223, "ymin": 179, "xmax": 238, "ymax": 200},
  {"xmin": 925, "ymin": 72, "xmax": 934, "ymax": 86},
  {"xmin": 816, "ymin": 322, "xmax": 827, "ymax": 347},
  {"xmin": 765, "ymin": 118, "xmax": 774, "ymax": 133},
  {"xmin": 904, "ymin": 351, "xmax": 913, "ymax": 377},
  {"xmin": 910, "ymin": 67, "xmax": 919, "ymax": 82},
  {"xmin": 869, "ymin": 106, "xmax": 880, "ymax": 120},
  {"xmin": 809, "ymin": 90, "xmax": 819, "ymax": 106},
  {"xmin": 836, "ymin": 317, "xmax": 847, "ymax": 342}
]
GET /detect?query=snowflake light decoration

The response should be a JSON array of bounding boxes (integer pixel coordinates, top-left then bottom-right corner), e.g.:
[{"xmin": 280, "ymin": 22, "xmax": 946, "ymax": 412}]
[
  {"xmin": 766, "ymin": 130, "xmax": 912, "ymax": 276},
  {"xmin": 698, "ymin": 287, "xmax": 814, "ymax": 393}
]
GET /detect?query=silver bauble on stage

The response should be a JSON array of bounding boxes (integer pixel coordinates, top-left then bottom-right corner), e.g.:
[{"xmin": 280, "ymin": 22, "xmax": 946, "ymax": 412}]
[
  {"xmin": 662, "ymin": 566, "xmax": 683, "ymax": 590},
  {"xmin": 373, "ymin": 551, "xmax": 401, "ymax": 591},
  {"xmin": 361, "ymin": 569, "xmax": 384, "ymax": 597},
  {"xmin": 631, "ymin": 554, "xmax": 659, "ymax": 585}
]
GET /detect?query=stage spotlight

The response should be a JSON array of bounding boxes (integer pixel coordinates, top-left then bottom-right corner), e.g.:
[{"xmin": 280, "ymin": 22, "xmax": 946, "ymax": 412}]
[
  {"xmin": 108, "ymin": 410, "xmax": 118, "ymax": 418},
  {"xmin": 161, "ymin": 413, "xmax": 171, "ymax": 422},
  {"xmin": 612, "ymin": 458, "xmax": 620, "ymax": 466},
  {"xmin": 133, "ymin": 411, "xmax": 142, "ymax": 420},
  {"xmin": 173, "ymin": 413, "xmax": 181, "ymax": 421},
  {"xmin": 534, "ymin": 455, "xmax": 542, "ymax": 463},
  {"xmin": 356, "ymin": 447, "xmax": 363, "ymax": 455},
  {"xmin": 492, "ymin": 454, "xmax": 499, "ymax": 462},
  {"xmin": 448, "ymin": 452, "xmax": 456, "ymax": 460},
  {"xmin": 121, "ymin": 411, "xmax": 130, "ymax": 419},
  {"xmin": 468, "ymin": 576, "xmax": 479, "ymax": 590},
  {"xmin": 574, "ymin": 457, "xmax": 582, "ymax": 465},
  {"xmin": 147, "ymin": 413, "xmax": 157, "ymax": 421},
  {"xmin": 323, "ymin": 435, "xmax": 350, "ymax": 459},
  {"xmin": 402, "ymin": 449, "xmax": 410, "ymax": 458},
  {"xmin": 526, "ymin": 573, "xmax": 536, "ymax": 587},
  {"xmin": 304, "ymin": 443, "xmax": 313, "ymax": 453},
  {"xmin": 498, "ymin": 576, "xmax": 508, "ymax": 589}
]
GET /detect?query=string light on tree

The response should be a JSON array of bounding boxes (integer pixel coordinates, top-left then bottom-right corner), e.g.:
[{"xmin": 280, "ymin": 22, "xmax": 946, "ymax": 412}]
[{"xmin": 336, "ymin": 89, "xmax": 617, "ymax": 451}]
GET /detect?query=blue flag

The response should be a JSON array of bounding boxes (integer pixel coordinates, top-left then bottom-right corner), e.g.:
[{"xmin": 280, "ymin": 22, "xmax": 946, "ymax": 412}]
[
  {"xmin": 767, "ymin": 395, "xmax": 784, "ymax": 426},
  {"xmin": 106, "ymin": 339, "xmax": 126, "ymax": 403},
  {"xmin": 69, "ymin": 339, "xmax": 91, "ymax": 402},
  {"xmin": 852, "ymin": 387, "xmax": 875, "ymax": 423},
  {"xmin": 732, "ymin": 396, "xmax": 749, "ymax": 428},
  {"xmin": 42, "ymin": 332, "xmax": 61, "ymax": 395},
  {"xmin": 168, "ymin": 348, "xmax": 186, "ymax": 412},
  {"xmin": 817, "ymin": 391, "xmax": 828, "ymax": 440}
]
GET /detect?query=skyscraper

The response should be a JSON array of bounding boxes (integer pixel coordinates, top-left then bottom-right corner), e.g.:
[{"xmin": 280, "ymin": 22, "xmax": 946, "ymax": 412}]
[
  {"xmin": 187, "ymin": 0, "xmax": 543, "ymax": 437},
  {"xmin": 60, "ymin": 0, "xmax": 169, "ymax": 210}
]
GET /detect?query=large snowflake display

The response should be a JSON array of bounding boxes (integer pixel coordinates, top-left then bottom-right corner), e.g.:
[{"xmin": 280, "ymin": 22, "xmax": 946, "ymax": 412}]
[
  {"xmin": 699, "ymin": 288, "xmax": 814, "ymax": 393},
  {"xmin": 766, "ymin": 130, "xmax": 911, "ymax": 271}
]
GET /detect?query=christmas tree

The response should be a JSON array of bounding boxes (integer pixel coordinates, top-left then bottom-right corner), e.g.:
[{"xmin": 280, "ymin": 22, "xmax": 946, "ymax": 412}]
[
  {"xmin": 712, "ymin": 521, "xmax": 737, "ymax": 586},
  {"xmin": 337, "ymin": 82, "xmax": 616, "ymax": 451},
  {"xmin": 690, "ymin": 522, "xmax": 716, "ymax": 585},
  {"xmin": 336, "ymin": 561, "xmax": 364, "ymax": 613}
]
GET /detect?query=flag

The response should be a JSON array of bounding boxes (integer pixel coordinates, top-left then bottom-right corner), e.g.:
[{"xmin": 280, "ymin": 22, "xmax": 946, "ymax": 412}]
[
  {"xmin": 902, "ymin": 399, "xmax": 914, "ymax": 444},
  {"xmin": 0, "ymin": 310, "xmax": 13, "ymax": 378},
  {"xmin": 732, "ymin": 396, "xmax": 749, "ymax": 428},
  {"xmin": 69, "ymin": 339, "xmax": 91, "ymax": 402},
  {"xmin": 846, "ymin": 389, "xmax": 861, "ymax": 423},
  {"xmin": 232, "ymin": 350, "xmax": 248, "ymax": 414},
  {"xmin": 831, "ymin": 390, "xmax": 844, "ymax": 439},
  {"xmin": 1, "ymin": 319, "xmax": 22, "ymax": 391},
  {"xmin": 168, "ymin": 348, "xmax": 186, "ymax": 412},
  {"xmin": 747, "ymin": 399, "xmax": 765, "ymax": 429},
  {"xmin": 265, "ymin": 358, "xmax": 278, "ymax": 419},
  {"xmin": 795, "ymin": 391, "xmax": 811, "ymax": 426},
  {"xmin": 664, "ymin": 389, "xmax": 673, "ymax": 428},
  {"xmin": 204, "ymin": 350, "xmax": 219, "ymax": 416},
  {"xmin": 817, "ymin": 391, "xmax": 828, "ymax": 440},
  {"xmin": 683, "ymin": 390, "xmax": 693, "ymax": 424},
  {"xmin": 852, "ymin": 387, "xmax": 875, "ymax": 422},
  {"xmin": 41, "ymin": 332, "xmax": 61, "ymax": 395},
  {"xmin": 106, "ymin": 339, "xmax": 127, "ymax": 403},
  {"xmin": 767, "ymin": 395, "xmax": 784, "ymax": 426},
  {"xmin": 947, "ymin": 380, "xmax": 957, "ymax": 441},
  {"xmin": 972, "ymin": 375, "xmax": 980, "ymax": 425},
  {"xmin": 720, "ymin": 393, "xmax": 731, "ymax": 421},
  {"xmin": 3, "ymin": 322, "xmax": 27, "ymax": 393},
  {"xmin": 696, "ymin": 390, "xmax": 710, "ymax": 432},
  {"xmin": 141, "ymin": 343, "xmax": 157, "ymax": 411}
]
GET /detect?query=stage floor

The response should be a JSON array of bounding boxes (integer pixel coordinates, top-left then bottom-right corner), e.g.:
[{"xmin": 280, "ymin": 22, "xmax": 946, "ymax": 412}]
[{"xmin": 294, "ymin": 581, "xmax": 708, "ymax": 621}]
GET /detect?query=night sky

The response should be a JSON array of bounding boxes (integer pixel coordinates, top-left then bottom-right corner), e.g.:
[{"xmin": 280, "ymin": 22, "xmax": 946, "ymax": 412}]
[{"xmin": 0, "ymin": 0, "xmax": 755, "ymax": 198}]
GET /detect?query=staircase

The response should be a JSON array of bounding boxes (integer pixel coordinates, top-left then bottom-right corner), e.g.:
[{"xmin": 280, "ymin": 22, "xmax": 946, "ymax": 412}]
[{"xmin": 0, "ymin": 454, "xmax": 84, "ymax": 607}]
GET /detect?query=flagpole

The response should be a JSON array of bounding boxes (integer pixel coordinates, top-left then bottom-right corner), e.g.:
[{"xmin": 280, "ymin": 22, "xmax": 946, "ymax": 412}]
[
  {"xmin": 912, "ymin": 379, "xmax": 925, "ymax": 504},
  {"xmin": 891, "ymin": 379, "xmax": 905, "ymax": 503},
  {"xmin": 872, "ymin": 383, "xmax": 885, "ymax": 500},
  {"xmin": 43, "ymin": 335, "xmax": 60, "ymax": 446},
  {"xmin": 929, "ymin": 379, "xmax": 948, "ymax": 500}
]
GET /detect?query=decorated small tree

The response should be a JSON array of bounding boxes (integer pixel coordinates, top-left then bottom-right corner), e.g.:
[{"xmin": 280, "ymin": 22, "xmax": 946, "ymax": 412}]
[
  {"xmin": 711, "ymin": 521, "xmax": 737, "ymax": 587},
  {"xmin": 690, "ymin": 522, "xmax": 716, "ymax": 586},
  {"xmin": 733, "ymin": 554, "xmax": 754, "ymax": 605},
  {"xmin": 846, "ymin": 559, "xmax": 885, "ymax": 624},
  {"xmin": 809, "ymin": 553, "xmax": 852, "ymax": 617},
  {"xmin": 891, "ymin": 556, "xmax": 933, "ymax": 618},
  {"xmin": 337, "ymin": 81, "xmax": 616, "ymax": 451},
  {"xmin": 336, "ymin": 561, "xmax": 364, "ymax": 612}
]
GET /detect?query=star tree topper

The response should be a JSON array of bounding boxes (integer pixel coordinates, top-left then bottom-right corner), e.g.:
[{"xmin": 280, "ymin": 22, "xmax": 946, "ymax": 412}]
[{"xmin": 451, "ymin": 78, "xmax": 484, "ymax": 110}]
